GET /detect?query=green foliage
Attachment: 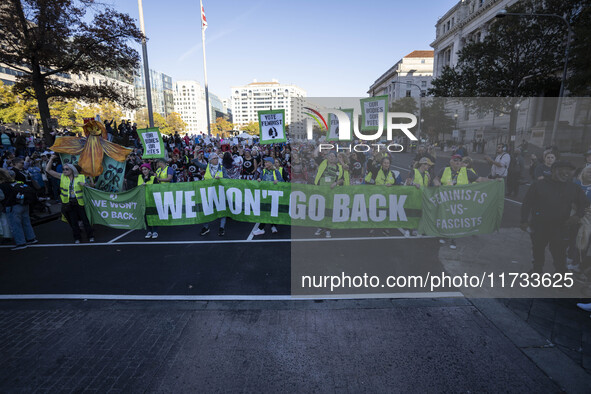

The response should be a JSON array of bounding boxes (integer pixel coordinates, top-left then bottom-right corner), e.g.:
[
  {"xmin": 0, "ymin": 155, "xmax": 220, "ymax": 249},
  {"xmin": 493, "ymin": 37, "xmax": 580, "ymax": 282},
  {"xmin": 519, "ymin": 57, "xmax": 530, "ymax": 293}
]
[{"xmin": 243, "ymin": 121, "xmax": 260, "ymax": 136}]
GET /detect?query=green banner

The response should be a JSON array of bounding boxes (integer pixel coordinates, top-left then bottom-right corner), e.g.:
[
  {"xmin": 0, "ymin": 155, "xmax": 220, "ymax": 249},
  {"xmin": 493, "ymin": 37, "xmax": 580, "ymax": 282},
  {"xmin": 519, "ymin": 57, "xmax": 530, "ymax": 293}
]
[
  {"xmin": 137, "ymin": 128, "xmax": 165, "ymax": 159},
  {"xmin": 59, "ymin": 153, "xmax": 125, "ymax": 193},
  {"xmin": 83, "ymin": 186, "xmax": 146, "ymax": 230},
  {"xmin": 418, "ymin": 181, "xmax": 505, "ymax": 237},
  {"xmin": 144, "ymin": 180, "xmax": 423, "ymax": 229}
]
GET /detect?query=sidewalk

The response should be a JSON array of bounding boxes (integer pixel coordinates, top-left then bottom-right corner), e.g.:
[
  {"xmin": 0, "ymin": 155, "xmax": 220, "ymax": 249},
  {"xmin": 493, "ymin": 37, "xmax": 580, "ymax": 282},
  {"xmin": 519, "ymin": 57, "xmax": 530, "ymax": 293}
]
[{"xmin": 439, "ymin": 228, "xmax": 591, "ymax": 374}]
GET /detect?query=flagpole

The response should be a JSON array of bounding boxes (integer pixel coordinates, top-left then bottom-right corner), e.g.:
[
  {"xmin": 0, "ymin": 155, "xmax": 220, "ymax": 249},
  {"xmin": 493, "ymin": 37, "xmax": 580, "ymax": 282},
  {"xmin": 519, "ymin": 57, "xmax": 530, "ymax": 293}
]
[
  {"xmin": 138, "ymin": 0, "xmax": 154, "ymax": 128},
  {"xmin": 201, "ymin": 0, "xmax": 211, "ymax": 136}
]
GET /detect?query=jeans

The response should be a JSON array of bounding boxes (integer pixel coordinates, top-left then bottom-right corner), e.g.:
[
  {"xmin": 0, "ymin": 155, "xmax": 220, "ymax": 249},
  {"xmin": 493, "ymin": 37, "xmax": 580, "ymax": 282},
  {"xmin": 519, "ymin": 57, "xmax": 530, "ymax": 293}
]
[
  {"xmin": 5, "ymin": 204, "xmax": 36, "ymax": 246},
  {"xmin": 204, "ymin": 217, "xmax": 226, "ymax": 229}
]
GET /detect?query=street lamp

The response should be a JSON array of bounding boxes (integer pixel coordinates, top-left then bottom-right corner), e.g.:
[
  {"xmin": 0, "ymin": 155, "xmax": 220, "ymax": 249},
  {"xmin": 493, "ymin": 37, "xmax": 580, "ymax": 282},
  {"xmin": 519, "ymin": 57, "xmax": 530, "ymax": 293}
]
[
  {"xmin": 495, "ymin": 9, "xmax": 573, "ymax": 145},
  {"xmin": 391, "ymin": 81, "xmax": 424, "ymax": 143}
]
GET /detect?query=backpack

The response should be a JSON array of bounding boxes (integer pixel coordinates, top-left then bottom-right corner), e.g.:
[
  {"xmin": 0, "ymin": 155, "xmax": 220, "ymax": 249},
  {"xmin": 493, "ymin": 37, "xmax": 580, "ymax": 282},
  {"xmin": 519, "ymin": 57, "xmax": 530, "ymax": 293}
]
[{"xmin": 11, "ymin": 182, "xmax": 37, "ymax": 205}]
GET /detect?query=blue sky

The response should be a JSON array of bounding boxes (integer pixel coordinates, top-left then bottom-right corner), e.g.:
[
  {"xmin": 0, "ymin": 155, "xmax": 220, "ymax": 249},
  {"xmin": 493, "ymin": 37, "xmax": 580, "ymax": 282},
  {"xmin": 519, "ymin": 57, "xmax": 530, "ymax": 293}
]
[{"xmin": 110, "ymin": 0, "xmax": 458, "ymax": 98}]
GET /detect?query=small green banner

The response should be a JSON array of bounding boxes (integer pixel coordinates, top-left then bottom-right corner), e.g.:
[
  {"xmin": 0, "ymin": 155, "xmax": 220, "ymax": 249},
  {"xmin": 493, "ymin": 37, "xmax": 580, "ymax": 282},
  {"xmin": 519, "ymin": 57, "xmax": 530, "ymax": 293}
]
[
  {"xmin": 258, "ymin": 109, "xmax": 287, "ymax": 144},
  {"xmin": 137, "ymin": 128, "xmax": 165, "ymax": 159},
  {"xmin": 360, "ymin": 95, "xmax": 388, "ymax": 132},
  {"xmin": 83, "ymin": 186, "xmax": 146, "ymax": 230},
  {"xmin": 418, "ymin": 181, "xmax": 505, "ymax": 237}
]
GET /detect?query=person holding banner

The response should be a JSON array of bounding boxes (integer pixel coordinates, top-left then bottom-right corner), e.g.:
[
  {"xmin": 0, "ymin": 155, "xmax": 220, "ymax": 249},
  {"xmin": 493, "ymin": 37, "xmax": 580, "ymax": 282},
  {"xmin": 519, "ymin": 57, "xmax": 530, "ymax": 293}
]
[
  {"xmin": 193, "ymin": 153, "xmax": 228, "ymax": 236},
  {"xmin": 241, "ymin": 149, "xmax": 258, "ymax": 181},
  {"xmin": 252, "ymin": 157, "xmax": 284, "ymax": 236},
  {"xmin": 131, "ymin": 163, "xmax": 159, "ymax": 239},
  {"xmin": 313, "ymin": 152, "xmax": 349, "ymax": 238},
  {"xmin": 45, "ymin": 155, "xmax": 94, "ymax": 244},
  {"xmin": 364, "ymin": 157, "xmax": 402, "ymax": 186},
  {"xmin": 407, "ymin": 157, "xmax": 434, "ymax": 189},
  {"xmin": 155, "ymin": 159, "xmax": 174, "ymax": 183}
]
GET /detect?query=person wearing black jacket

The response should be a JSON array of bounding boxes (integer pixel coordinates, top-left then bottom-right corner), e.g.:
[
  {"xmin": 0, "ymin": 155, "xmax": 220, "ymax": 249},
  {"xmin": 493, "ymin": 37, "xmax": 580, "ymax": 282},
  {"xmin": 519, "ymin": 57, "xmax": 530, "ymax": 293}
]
[{"xmin": 521, "ymin": 161, "xmax": 589, "ymax": 273}]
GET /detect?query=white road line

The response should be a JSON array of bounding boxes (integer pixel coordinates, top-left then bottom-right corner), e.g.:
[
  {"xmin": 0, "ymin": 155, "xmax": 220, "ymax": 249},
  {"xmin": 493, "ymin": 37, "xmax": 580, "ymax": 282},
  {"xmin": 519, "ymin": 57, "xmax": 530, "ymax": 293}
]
[
  {"xmin": 504, "ymin": 198, "xmax": 523, "ymax": 205},
  {"xmin": 247, "ymin": 222, "xmax": 260, "ymax": 241},
  {"xmin": 0, "ymin": 292, "xmax": 465, "ymax": 301},
  {"xmin": 0, "ymin": 235, "xmax": 436, "ymax": 249},
  {"xmin": 108, "ymin": 229, "xmax": 134, "ymax": 244}
]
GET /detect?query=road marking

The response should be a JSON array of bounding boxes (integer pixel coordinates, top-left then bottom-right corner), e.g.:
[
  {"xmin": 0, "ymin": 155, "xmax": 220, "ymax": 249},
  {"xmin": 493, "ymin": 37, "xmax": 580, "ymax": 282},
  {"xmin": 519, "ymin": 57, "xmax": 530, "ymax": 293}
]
[
  {"xmin": 108, "ymin": 229, "xmax": 134, "ymax": 244},
  {"xmin": 0, "ymin": 292, "xmax": 464, "ymax": 301},
  {"xmin": 504, "ymin": 198, "xmax": 523, "ymax": 205},
  {"xmin": 247, "ymin": 222, "xmax": 260, "ymax": 241},
  {"xmin": 0, "ymin": 235, "xmax": 437, "ymax": 249}
]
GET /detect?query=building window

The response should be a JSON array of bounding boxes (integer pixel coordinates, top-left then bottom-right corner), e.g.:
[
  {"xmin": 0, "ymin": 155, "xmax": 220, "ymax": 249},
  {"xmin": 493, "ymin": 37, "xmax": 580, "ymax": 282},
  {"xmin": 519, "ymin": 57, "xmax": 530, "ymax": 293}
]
[
  {"xmin": 421, "ymin": 81, "xmax": 427, "ymax": 88},
  {"xmin": 451, "ymin": 17, "xmax": 455, "ymax": 27},
  {"xmin": 406, "ymin": 90, "xmax": 412, "ymax": 97},
  {"xmin": 421, "ymin": 59, "xmax": 425, "ymax": 64}
]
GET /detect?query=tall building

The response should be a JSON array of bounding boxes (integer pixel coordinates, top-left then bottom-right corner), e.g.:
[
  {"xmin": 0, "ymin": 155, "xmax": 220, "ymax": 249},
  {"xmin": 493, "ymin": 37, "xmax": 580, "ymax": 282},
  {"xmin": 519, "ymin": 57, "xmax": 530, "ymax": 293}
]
[
  {"xmin": 135, "ymin": 68, "xmax": 174, "ymax": 118},
  {"xmin": 230, "ymin": 79, "xmax": 306, "ymax": 130},
  {"xmin": 367, "ymin": 50, "xmax": 434, "ymax": 101},
  {"xmin": 173, "ymin": 80, "xmax": 207, "ymax": 134},
  {"xmin": 431, "ymin": 0, "xmax": 519, "ymax": 78}
]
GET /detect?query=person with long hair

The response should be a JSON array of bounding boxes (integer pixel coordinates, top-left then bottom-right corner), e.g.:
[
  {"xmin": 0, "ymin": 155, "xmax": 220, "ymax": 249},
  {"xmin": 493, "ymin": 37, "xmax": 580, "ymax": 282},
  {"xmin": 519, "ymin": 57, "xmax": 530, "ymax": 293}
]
[
  {"xmin": 0, "ymin": 168, "xmax": 38, "ymax": 250},
  {"xmin": 45, "ymin": 155, "xmax": 94, "ymax": 243}
]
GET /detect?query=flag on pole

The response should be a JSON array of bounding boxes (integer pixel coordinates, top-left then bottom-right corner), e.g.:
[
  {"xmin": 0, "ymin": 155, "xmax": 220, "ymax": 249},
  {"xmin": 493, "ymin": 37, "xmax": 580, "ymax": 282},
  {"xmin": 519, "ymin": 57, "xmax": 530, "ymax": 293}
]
[{"xmin": 201, "ymin": 2, "xmax": 208, "ymax": 32}]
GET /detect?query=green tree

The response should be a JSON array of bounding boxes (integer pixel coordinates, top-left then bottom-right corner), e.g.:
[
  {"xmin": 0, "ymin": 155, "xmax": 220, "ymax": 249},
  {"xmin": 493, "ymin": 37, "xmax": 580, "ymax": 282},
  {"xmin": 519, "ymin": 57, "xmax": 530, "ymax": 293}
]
[
  {"xmin": 243, "ymin": 121, "xmax": 260, "ymax": 136},
  {"xmin": 421, "ymin": 98, "xmax": 456, "ymax": 142},
  {"xmin": 0, "ymin": 0, "xmax": 143, "ymax": 142},
  {"xmin": 390, "ymin": 97, "xmax": 418, "ymax": 114},
  {"xmin": 162, "ymin": 112, "xmax": 187, "ymax": 135}
]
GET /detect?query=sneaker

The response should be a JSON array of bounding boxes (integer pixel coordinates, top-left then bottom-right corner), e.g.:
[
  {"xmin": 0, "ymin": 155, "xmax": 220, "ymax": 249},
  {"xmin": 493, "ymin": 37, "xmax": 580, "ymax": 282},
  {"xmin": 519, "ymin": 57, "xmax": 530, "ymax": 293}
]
[
  {"xmin": 314, "ymin": 228, "xmax": 323, "ymax": 236},
  {"xmin": 325, "ymin": 230, "xmax": 332, "ymax": 238},
  {"xmin": 26, "ymin": 239, "xmax": 39, "ymax": 245},
  {"xmin": 218, "ymin": 228, "xmax": 225, "ymax": 236},
  {"xmin": 252, "ymin": 229, "xmax": 265, "ymax": 236},
  {"xmin": 74, "ymin": 240, "xmax": 81, "ymax": 244},
  {"xmin": 151, "ymin": 232, "xmax": 158, "ymax": 239},
  {"xmin": 439, "ymin": 239, "xmax": 446, "ymax": 244},
  {"xmin": 577, "ymin": 303, "xmax": 591, "ymax": 312},
  {"xmin": 89, "ymin": 237, "xmax": 95, "ymax": 243},
  {"xmin": 403, "ymin": 230, "xmax": 410, "ymax": 237},
  {"xmin": 271, "ymin": 225, "xmax": 278, "ymax": 234},
  {"xmin": 449, "ymin": 240, "xmax": 457, "ymax": 250},
  {"xmin": 11, "ymin": 244, "xmax": 27, "ymax": 251},
  {"xmin": 145, "ymin": 232, "xmax": 153, "ymax": 239},
  {"xmin": 200, "ymin": 227, "xmax": 210, "ymax": 236}
]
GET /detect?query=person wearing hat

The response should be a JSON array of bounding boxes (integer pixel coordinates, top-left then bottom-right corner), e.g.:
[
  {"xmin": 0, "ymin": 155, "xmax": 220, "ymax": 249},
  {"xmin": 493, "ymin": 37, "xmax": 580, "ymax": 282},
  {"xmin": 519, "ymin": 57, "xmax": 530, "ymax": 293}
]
[
  {"xmin": 521, "ymin": 161, "xmax": 589, "ymax": 274},
  {"xmin": 407, "ymin": 157, "xmax": 434, "ymax": 189},
  {"xmin": 364, "ymin": 156, "xmax": 402, "ymax": 186},
  {"xmin": 252, "ymin": 157, "xmax": 284, "ymax": 236},
  {"xmin": 192, "ymin": 152, "xmax": 229, "ymax": 236},
  {"xmin": 45, "ymin": 155, "xmax": 94, "ymax": 243},
  {"xmin": 433, "ymin": 154, "xmax": 482, "ymax": 187},
  {"xmin": 314, "ymin": 151, "xmax": 349, "ymax": 188}
]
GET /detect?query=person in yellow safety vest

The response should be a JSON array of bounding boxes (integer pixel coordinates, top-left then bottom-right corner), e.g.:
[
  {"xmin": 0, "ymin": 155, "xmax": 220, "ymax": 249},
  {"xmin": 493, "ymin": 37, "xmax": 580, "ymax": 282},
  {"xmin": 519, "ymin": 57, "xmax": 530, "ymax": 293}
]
[
  {"xmin": 433, "ymin": 154, "xmax": 490, "ymax": 249},
  {"xmin": 313, "ymin": 152, "xmax": 349, "ymax": 238},
  {"xmin": 155, "ymin": 159, "xmax": 174, "ymax": 183},
  {"xmin": 407, "ymin": 157, "xmax": 434, "ymax": 189},
  {"xmin": 191, "ymin": 153, "xmax": 228, "ymax": 236},
  {"xmin": 135, "ymin": 163, "xmax": 159, "ymax": 240},
  {"xmin": 364, "ymin": 157, "xmax": 402, "ymax": 186},
  {"xmin": 252, "ymin": 157, "xmax": 284, "ymax": 237},
  {"xmin": 45, "ymin": 155, "xmax": 94, "ymax": 244},
  {"xmin": 314, "ymin": 152, "xmax": 350, "ymax": 188}
]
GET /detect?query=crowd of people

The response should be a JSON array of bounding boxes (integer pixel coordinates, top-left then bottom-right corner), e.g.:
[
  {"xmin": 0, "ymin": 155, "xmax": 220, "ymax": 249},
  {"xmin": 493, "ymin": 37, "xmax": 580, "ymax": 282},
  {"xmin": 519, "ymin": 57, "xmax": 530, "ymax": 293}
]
[{"xmin": 2, "ymin": 123, "xmax": 591, "ymax": 282}]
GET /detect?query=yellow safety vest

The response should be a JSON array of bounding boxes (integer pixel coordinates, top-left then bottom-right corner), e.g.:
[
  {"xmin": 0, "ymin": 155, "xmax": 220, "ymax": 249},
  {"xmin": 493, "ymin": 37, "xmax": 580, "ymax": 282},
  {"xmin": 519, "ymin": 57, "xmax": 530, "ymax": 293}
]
[
  {"xmin": 156, "ymin": 166, "xmax": 171, "ymax": 181},
  {"xmin": 413, "ymin": 168, "xmax": 430, "ymax": 188},
  {"xmin": 365, "ymin": 169, "xmax": 396, "ymax": 185},
  {"xmin": 203, "ymin": 164, "xmax": 223, "ymax": 180},
  {"xmin": 314, "ymin": 160, "xmax": 350, "ymax": 185},
  {"xmin": 60, "ymin": 174, "xmax": 86, "ymax": 205},
  {"xmin": 441, "ymin": 167, "xmax": 469, "ymax": 186},
  {"xmin": 138, "ymin": 175, "xmax": 155, "ymax": 185},
  {"xmin": 261, "ymin": 169, "xmax": 278, "ymax": 181}
]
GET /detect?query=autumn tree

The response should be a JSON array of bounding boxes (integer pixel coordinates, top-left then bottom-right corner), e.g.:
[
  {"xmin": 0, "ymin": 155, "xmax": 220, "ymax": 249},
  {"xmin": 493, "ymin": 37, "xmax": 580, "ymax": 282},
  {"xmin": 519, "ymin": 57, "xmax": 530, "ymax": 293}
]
[
  {"xmin": 135, "ymin": 109, "xmax": 168, "ymax": 132},
  {"xmin": 0, "ymin": 0, "xmax": 144, "ymax": 142},
  {"xmin": 0, "ymin": 81, "xmax": 37, "ymax": 125},
  {"xmin": 163, "ymin": 112, "xmax": 187, "ymax": 135},
  {"xmin": 211, "ymin": 117, "xmax": 235, "ymax": 136},
  {"xmin": 243, "ymin": 121, "xmax": 260, "ymax": 136}
]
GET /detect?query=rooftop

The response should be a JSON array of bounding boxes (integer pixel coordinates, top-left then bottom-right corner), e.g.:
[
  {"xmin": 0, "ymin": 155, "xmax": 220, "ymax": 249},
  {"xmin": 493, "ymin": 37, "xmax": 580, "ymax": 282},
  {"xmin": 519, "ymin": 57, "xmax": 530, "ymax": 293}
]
[{"xmin": 404, "ymin": 50, "xmax": 434, "ymax": 58}]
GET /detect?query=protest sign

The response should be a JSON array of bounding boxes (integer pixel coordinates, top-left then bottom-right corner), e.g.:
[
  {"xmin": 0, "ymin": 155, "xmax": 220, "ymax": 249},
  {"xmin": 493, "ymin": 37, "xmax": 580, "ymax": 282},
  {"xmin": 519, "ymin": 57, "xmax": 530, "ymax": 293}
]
[
  {"xmin": 327, "ymin": 109, "xmax": 353, "ymax": 141},
  {"xmin": 83, "ymin": 186, "xmax": 146, "ymax": 230},
  {"xmin": 360, "ymin": 96, "xmax": 388, "ymax": 131},
  {"xmin": 59, "ymin": 154, "xmax": 126, "ymax": 193},
  {"xmin": 138, "ymin": 128, "xmax": 165, "ymax": 159},
  {"xmin": 258, "ymin": 109, "xmax": 286, "ymax": 144},
  {"xmin": 418, "ymin": 181, "xmax": 505, "ymax": 237}
]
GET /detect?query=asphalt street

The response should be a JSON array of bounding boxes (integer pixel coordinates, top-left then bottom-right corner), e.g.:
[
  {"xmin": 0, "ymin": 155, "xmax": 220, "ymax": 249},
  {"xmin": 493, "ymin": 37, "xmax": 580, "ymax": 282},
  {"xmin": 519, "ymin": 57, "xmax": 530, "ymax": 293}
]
[{"xmin": 0, "ymin": 151, "xmax": 524, "ymax": 298}]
